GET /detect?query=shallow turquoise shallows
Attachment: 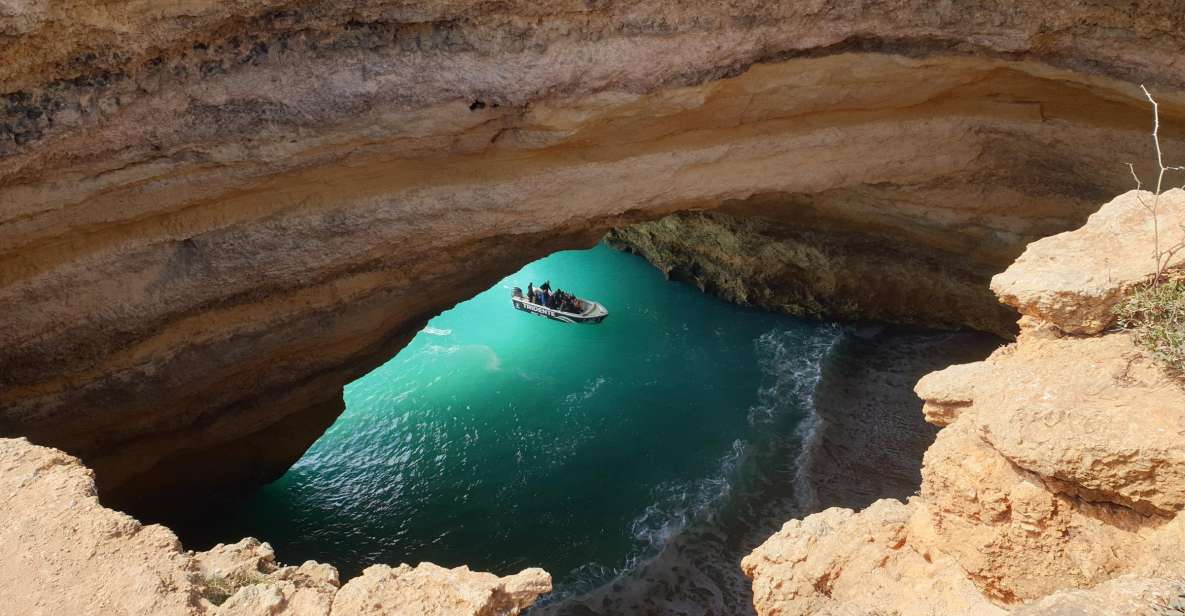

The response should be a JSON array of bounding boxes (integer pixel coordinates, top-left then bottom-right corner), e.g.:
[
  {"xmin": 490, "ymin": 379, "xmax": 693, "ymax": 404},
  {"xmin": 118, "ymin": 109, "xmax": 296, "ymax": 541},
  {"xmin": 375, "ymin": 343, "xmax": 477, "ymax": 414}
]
[{"xmin": 192, "ymin": 243, "xmax": 841, "ymax": 609}]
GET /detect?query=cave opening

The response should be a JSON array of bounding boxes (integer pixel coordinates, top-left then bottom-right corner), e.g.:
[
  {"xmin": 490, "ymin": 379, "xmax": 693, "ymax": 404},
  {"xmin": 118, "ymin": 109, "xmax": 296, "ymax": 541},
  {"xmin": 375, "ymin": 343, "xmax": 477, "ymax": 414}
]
[{"xmin": 167, "ymin": 236, "xmax": 1002, "ymax": 614}]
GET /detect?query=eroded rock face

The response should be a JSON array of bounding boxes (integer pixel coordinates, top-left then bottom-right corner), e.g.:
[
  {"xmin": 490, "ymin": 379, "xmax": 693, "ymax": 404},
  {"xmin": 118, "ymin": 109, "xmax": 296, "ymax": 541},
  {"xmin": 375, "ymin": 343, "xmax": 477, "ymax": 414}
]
[
  {"xmin": 607, "ymin": 202, "xmax": 1023, "ymax": 337},
  {"xmin": 1010, "ymin": 576, "xmax": 1185, "ymax": 616},
  {"xmin": 5, "ymin": 1, "xmax": 1185, "ymax": 516},
  {"xmin": 0, "ymin": 437, "xmax": 201, "ymax": 616},
  {"xmin": 329, "ymin": 563, "xmax": 550, "ymax": 616},
  {"xmin": 0, "ymin": 437, "xmax": 551, "ymax": 616},
  {"xmin": 744, "ymin": 190, "xmax": 1185, "ymax": 615},
  {"xmin": 992, "ymin": 189, "xmax": 1185, "ymax": 335},
  {"xmin": 742, "ymin": 499, "xmax": 1007, "ymax": 616}
]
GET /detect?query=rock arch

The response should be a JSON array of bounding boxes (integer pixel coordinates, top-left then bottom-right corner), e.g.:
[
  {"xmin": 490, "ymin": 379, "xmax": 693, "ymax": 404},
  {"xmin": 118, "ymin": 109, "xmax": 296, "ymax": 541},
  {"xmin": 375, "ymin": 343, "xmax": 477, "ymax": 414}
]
[{"xmin": 3, "ymin": 1, "xmax": 1185, "ymax": 516}]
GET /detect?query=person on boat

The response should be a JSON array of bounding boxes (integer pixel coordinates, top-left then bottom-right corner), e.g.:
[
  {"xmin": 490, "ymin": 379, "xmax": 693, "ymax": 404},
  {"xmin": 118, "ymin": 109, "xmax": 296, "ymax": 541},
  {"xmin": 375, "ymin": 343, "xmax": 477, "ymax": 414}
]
[{"xmin": 527, "ymin": 282, "xmax": 535, "ymax": 303}]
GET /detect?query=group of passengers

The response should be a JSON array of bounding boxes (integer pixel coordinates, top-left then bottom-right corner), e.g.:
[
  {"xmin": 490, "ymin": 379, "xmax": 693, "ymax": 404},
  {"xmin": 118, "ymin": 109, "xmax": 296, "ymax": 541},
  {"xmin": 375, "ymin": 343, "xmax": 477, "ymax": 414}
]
[{"xmin": 526, "ymin": 281, "xmax": 580, "ymax": 313}]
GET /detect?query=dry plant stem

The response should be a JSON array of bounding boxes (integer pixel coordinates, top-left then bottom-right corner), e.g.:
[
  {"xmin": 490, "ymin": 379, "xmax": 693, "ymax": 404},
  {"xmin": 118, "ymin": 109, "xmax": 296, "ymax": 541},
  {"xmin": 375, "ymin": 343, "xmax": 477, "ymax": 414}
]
[
  {"xmin": 1127, "ymin": 85, "xmax": 1185, "ymax": 285},
  {"xmin": 1165, "ymin": 230, "xmax": 1185, "ymax": 275}
]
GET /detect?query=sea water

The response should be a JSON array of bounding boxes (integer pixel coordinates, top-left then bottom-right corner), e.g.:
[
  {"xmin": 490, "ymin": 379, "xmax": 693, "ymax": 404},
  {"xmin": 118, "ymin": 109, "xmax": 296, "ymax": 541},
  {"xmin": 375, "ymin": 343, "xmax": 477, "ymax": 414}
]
[{"xmin": 190, "ymin": 243, "xmax": 843, "ymax": 613}]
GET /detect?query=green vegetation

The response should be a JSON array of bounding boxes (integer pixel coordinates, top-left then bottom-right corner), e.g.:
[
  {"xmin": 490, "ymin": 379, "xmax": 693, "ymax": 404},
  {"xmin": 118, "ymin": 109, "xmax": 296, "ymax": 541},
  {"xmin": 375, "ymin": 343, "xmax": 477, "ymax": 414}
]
[
  {"xmin": 1115, "ymin": 277, "xmax": 1185, "ymax": 375},
  {"xmin": 198, "ymin": 571, "xmax": 266, "ymax": 606}
]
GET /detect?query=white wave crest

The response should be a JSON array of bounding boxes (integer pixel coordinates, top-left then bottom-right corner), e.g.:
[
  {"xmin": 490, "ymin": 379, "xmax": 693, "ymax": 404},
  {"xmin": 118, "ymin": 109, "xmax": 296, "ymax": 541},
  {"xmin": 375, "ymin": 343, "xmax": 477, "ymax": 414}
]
[
  {"xmin": 563, "ymin": 377, "xmax": 607, "ymax": 406},
  {"xmin": 747, "ymin": 325, "xmax": 843, "ymax": 427},
  {"xmin": 628, "ymin": 439, "xmax": 747, "ymax": 553},
  {"xmin": 422, "ymin": 344, "xmax": 461, "ymax": 356},
  {"xmin": 779, "ymin": 325, "xmax": 844, "ymax": 514}
]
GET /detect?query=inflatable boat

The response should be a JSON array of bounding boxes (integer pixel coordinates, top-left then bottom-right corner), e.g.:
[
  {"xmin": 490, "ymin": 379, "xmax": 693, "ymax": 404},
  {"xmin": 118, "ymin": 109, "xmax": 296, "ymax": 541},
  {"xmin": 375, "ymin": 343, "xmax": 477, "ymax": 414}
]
[{"xmin": 511, "ymin": 287, "xmax": 608, "ymax": 324}]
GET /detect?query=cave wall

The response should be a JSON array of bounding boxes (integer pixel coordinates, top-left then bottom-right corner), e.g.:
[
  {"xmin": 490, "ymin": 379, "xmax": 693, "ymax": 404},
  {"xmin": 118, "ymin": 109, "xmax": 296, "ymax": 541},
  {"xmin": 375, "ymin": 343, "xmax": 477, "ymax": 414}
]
[
  {"xmin": 606, "ymin": 200, "xmax": 1026, "ymax": 337},
  {"xmin": 5, "ymin": 1, "xmax": 1185, "ymax": 515}
]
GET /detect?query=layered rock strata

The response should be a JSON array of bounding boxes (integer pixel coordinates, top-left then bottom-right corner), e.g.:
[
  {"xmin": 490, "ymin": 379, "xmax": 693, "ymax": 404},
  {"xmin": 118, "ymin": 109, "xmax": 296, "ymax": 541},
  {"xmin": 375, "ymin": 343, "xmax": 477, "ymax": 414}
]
[
  {"xmin": 7, "ymin": 1, "xmax": 1185, "ymax": 515},
  {"xmin": 606, "ymin": 205, "xmax": 1023, "ymax": 336},
  {"xmin": 743, "ymin": 190, "xmax": 1185, "ymax": 615},
  {"xmin": 0, "ymin": 436, "xmax": 551, "ymax": 616}
]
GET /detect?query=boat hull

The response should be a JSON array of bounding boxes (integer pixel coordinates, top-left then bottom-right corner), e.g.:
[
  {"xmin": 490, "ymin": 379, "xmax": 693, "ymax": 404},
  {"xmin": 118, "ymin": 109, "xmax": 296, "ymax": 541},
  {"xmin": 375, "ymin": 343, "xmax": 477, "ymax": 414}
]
[{"xmin": 511, "ymin": 297, "xmax": 607, "ymax": 324}]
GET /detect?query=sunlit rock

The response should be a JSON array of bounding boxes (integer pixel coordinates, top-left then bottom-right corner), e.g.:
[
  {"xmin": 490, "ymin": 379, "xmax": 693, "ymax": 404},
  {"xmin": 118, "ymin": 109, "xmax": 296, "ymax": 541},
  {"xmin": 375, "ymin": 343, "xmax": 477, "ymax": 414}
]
[
  {"xmin": 0, "ymin": 437, "xmax": 550, "ymax": 616},
  {"xmin": 746, "ymin": 188, "xmax": 1185, "ymax": 614},
  {"xmin": 992, "ymin": 189, "xmax": 1185, "ymax": 335}
]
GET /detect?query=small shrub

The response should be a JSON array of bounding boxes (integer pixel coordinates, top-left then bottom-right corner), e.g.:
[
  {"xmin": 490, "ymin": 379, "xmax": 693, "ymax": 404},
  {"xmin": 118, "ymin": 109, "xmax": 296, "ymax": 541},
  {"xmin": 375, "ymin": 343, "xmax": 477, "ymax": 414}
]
[
  {"xmin": 1115, "ymin": 277, "xmax": 1185, "ymax": 375},
  {"xmin": 198, "ymin": 571, "xmax": 266, "ymax": 606},
  {"xmin": 1154, "ymin": 579, "xmax": 1185, "ymax": 614}
]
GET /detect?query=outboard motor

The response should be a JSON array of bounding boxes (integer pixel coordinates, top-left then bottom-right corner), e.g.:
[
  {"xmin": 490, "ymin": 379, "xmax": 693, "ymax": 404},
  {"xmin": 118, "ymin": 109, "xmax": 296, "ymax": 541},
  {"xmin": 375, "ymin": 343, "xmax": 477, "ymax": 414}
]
[{"xmin": 512, "ymin": 286, "xmax": 523, "ymax": 298}]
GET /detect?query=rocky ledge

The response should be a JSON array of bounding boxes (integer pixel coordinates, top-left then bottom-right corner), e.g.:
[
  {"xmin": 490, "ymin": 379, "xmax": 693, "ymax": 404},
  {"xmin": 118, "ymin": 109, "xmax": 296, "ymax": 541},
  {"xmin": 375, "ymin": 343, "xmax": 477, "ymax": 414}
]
[
  {"xmin": 0, "ymin": 437, "xmax": 550, "ymax": 616},
  {"xmin": 743, "ymin": 189, "xmax": 1185, "ymax": 615}
]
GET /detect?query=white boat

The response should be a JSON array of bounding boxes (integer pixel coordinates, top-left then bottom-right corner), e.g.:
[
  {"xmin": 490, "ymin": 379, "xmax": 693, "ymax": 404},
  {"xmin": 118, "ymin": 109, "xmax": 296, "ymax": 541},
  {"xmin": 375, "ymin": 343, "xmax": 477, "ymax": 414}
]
[{"xmin": 511, "ymin": 287, "xmax": 608, "ymax": 324}]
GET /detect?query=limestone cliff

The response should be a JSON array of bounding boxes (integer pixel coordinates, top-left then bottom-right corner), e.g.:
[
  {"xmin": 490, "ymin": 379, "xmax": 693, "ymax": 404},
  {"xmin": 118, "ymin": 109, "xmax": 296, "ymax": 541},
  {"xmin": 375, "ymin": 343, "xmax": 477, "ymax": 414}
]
[
  {"xmin": 7, "ymin": 1, "xmax": 1185, "ymax": 515},
  {"xmin": 742, "ymin": 190, "xmax": 1185, "ymax": 615},
  {"xmin": 606, "ymin": 207, "xmax": 1020, "ymax": 337},
  {"xmin": 0, "ymin": 436, "xmax": 551, "ymax": 616}
]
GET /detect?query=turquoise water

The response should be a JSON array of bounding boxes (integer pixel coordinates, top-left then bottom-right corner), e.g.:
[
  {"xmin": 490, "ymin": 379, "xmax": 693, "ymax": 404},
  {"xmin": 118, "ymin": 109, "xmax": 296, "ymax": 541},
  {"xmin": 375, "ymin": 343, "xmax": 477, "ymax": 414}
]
[{"xmin": 190, "ymin": 243, "xmax": 841, "ymax": 612}]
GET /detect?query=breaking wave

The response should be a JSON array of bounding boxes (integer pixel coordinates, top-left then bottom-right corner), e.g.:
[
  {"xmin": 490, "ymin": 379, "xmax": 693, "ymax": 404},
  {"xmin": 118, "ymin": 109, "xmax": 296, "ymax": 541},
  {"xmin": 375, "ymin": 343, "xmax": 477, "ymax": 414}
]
[
  {"xmin": 748, "ymin": 325, "xmax": 844, "ymax": 428},
  {"xmin": 535, "ymin": 325, "xmax": 845, "ymax": 614},
  {"xmin": 535, "ymin": 439, "xmax": 749, "ymax": 608},
  {"xmin": 629, "ymin": 438, "xmax": 747, "ymax": 553},
  {"xmin": 774, "ymin": 325, "xmax": 845, "ymax": 514}
]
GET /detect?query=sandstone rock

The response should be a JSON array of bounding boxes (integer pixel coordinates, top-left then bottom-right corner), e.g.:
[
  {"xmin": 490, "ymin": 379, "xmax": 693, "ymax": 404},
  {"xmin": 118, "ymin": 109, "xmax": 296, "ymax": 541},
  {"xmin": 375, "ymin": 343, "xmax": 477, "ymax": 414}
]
[
  {"xmin": 217, "ymin": 583, "xmax": 290, "ymax": 616},
  {"xmin": 0, "ymin": 437, "xmax": 551, "ymax": 616},
  {"xmin": 742, "ymin": 499, "xmax": 1005, "ymax": 616},
  {"xmin": 6, "ymin": 1, "xmax": 1185, "ymax": 512},
  {"xmin": 195, "ymin": 539, "xmax": 340, "ymax": 616},
  {"xmin": 992, "ymin": 189, "xmax": 1185, "ymax": 335},
  {"xmin": 0, "ymin": 437, "xmax": 202, "ymax": 616},
  {"xmin": 195, "ymin": 538, "xmax": 284, "ymax": 581},
  {"xmin": 979, "ymin": 335, "xmax": 1185, "ymax": 517},
  {"xmin": 329, "ymin": 563, "xmax": 551, "ymax": 616},
  {"xmin": 916, "ymin": 410, "xmax": 1179, "ymax": 602},
  {"xmin": 919, "ymin": 333, "xmax": 1185, "ymax": 517},
  {"xmin": 1010, "ymin": 575, "xmax": 1185, "ymax": 616},
  {"xmin": 913, "ymin": 360, "xmax": 993, "ymax": 427},
  {"xmin": 608, "ymin": 208, "xmax": 1020, "ymax": 337}
]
